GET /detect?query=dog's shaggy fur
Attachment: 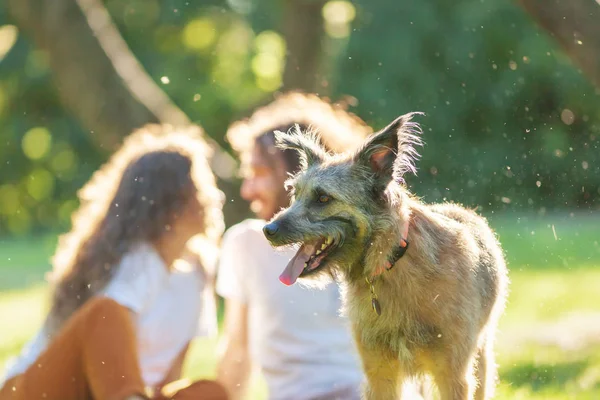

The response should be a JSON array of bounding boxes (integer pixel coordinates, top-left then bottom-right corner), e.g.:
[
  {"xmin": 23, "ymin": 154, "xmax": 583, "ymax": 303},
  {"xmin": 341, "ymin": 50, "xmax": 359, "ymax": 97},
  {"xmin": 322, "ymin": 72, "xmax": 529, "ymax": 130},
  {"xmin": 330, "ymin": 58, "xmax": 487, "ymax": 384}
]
[{"xmin": 263, "ymin": 114, "xmax": 509, "ymax": 400}]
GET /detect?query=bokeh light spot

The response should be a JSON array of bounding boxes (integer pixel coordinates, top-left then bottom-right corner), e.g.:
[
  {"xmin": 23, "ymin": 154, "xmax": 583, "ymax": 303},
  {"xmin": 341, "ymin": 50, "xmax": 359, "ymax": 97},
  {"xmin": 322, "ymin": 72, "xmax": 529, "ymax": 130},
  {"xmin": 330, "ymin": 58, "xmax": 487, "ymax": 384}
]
[
  {"xmin": 322, "ymin": 1, "xmax": 356, "ymax": 38},
  {"xmin": 182, "ymin": 19, "xmax": 217, "ymax": 50},
  {"xmin": 0, "ymin": 184, "xmax": 20, "ymax": 215},
  {"xmin": 254, "ymin": 31, "xmax": 286, "ymax": 60},
  {"xmin": 561, "ymin": 109, "xmax": 575, "ymax": 125},
  {"xmin": 251, "ymin": 30, "xmax": 285, "ymax": 90},
  {"xmin": 251, "ymin": 52, "xmax": 282, "ymax": 79},
  {"xmin": 0, "ymin": 25, "xmax": 18, "ymax": 62},
  {"xmin": 255, "ymin": 75, "xmax": 282, "ymax": 92},
  {"xmin": 22, "ymin": 127, "xmax": 52, "ymax": 160},
  {"xmin": 51, "ymin": 148, "xmax": 76, "ymax": 173},
  {"xmin": 322, "ymin": 1, "xmax": 356, "ymax": 25},
  {"xmin": 26, "ymin": 168, "xmax": 55, "ymax": 201},
  {"xmin": 7, "ymin": 208, "xmax": 31, "ymax": 235}
]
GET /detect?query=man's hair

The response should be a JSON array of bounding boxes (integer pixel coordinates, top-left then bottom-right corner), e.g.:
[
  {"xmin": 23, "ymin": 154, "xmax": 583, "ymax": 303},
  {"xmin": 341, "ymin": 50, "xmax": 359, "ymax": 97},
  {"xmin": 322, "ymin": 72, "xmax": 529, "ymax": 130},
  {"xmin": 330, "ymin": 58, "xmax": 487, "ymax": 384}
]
[
  {"xmin": 226, "ymin": 91, "xmax": 373, "ymax": 172},
  {"xmin": 254, "ymin": 125, "xmax": 304, "ymax": 174}
]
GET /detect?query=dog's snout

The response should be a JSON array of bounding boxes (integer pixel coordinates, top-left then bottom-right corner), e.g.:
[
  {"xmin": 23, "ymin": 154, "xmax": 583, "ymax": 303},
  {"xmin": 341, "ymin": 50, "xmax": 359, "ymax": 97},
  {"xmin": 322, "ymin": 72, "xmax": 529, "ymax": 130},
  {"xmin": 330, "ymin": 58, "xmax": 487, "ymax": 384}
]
[{"xmin": 263, "ymin": 222, "xmax": 280, "ymax": 237}]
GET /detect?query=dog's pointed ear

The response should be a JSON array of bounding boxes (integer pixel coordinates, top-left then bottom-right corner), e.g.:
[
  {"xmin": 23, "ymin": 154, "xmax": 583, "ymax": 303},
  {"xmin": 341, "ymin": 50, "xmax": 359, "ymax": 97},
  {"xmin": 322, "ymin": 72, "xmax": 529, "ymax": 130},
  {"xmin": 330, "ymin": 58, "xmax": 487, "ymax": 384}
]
[
  {"xmin": 274, "ymin": 125, "xmax": 327, "ymax": 169},
  {"xmin": 355, "ymin": 112, "xmax": 423, "ymax": 187}
]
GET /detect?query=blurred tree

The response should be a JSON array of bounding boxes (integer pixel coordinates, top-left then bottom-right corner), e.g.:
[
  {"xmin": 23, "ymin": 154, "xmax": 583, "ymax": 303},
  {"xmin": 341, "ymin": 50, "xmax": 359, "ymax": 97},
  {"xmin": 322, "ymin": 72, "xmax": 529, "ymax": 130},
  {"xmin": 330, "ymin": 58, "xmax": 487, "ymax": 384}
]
[
  {"xmin": 6, "ymin": 0, "xmax": 236, "ymax": 178},
  {"xmin": 517, "ymin": 0, "xmax": 600, "ymax": 89},
  {"xmin": 1, "ymin": 0, "xmax": 599, "ymax": 237},
  {"xmin": 334, "ymin": 0, "xmax": 600, "ymax": 212},
  {"xmin": 2, "ymin": 0, "xmax": 240, "ymax": 236},
  {"xmin": 281, "ymin": 0, "xmax": 327, "ymax": 92},
  {"xmin": 5, "ymin": 0, "xmax": 180, "ymax": 150}
]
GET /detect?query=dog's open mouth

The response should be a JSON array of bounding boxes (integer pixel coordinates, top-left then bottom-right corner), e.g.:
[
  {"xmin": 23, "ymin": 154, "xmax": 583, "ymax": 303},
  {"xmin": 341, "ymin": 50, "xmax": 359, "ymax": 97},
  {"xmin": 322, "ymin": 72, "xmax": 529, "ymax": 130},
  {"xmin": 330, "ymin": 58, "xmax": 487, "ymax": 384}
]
[{"xmin": 279, "ymin": 236, "xmax": 335, "ymax": 286}]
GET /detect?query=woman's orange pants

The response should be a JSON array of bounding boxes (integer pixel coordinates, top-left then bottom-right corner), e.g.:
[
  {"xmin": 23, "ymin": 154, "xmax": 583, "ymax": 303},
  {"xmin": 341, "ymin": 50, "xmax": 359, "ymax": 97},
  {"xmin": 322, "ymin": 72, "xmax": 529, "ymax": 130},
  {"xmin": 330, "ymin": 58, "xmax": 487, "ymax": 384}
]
[{"xmin": 0, "ymin": 297, "xmax": 227, "ymax": 400}]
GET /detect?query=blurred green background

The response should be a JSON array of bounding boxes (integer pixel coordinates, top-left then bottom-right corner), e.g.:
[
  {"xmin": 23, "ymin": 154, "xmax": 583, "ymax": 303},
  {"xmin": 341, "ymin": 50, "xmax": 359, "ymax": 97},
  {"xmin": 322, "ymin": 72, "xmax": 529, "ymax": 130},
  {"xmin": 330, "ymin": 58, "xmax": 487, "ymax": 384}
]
[{"xmin": 1, "ymin": 0, "xmax": 599, "ymax": 398}]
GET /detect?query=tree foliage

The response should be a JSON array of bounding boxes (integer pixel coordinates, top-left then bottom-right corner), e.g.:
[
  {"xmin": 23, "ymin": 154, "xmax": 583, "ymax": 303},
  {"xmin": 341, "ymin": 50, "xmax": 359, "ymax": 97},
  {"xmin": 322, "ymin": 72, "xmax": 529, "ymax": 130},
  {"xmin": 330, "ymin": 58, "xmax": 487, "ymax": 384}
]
[
  {"xmin": 335, "ymin": 0, "xmax": 600, "ymax": 212},
  {"xmin": 0, "ymin": 0, "xmax": 599, "ymax": 236}
]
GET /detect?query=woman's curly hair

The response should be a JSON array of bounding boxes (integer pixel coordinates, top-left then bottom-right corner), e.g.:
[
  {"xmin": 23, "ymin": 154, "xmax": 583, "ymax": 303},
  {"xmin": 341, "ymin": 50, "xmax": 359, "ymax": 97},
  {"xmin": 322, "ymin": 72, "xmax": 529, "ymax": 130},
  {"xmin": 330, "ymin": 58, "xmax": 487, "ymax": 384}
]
[
  {"xmin": 226, "ymin": 91, "xmax": 373, "ymax": 158},
  {"xmin": 45, "ymin": 124, "xmax": 225, "ymax": 335}
]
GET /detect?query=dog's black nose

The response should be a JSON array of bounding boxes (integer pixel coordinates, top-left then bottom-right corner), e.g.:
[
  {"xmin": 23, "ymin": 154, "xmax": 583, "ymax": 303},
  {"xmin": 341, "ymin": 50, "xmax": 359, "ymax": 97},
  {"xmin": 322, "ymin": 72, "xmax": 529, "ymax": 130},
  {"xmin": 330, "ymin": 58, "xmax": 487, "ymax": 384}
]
[{"xmin": 263, "ymin": 222, "xmax": 280, "ymax": 237}]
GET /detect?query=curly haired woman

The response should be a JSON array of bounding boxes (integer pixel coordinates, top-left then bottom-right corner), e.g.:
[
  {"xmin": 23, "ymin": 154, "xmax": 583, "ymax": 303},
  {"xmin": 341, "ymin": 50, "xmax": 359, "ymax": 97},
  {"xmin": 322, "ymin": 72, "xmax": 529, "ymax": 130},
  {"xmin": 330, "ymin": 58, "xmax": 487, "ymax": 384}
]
[{"xmin": 0, "ymin": 125, "xmax": 228, "ymax": 400}]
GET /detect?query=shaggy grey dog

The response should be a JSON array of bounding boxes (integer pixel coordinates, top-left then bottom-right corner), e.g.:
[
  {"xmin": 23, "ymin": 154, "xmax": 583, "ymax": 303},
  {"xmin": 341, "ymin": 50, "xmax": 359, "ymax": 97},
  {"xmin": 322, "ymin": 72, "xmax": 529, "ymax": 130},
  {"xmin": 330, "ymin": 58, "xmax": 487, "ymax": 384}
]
[{"xmin": 263, "ymin": 113, "xmax": 509, "ymax": 400}]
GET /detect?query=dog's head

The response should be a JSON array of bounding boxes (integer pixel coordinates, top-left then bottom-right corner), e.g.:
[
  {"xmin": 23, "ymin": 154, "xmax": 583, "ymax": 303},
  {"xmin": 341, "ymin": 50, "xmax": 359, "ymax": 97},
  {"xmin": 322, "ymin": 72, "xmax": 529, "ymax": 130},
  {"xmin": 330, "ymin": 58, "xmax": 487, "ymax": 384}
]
[{"xmin": 263, "ymin": 113, "xmax": 423, "ymax": 285}]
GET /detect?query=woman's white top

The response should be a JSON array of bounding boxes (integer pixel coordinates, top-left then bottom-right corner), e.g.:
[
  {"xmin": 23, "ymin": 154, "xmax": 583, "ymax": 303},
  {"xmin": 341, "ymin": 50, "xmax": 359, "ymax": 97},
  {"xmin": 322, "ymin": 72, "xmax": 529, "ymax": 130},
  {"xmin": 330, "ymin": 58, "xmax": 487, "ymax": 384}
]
[{"xmin": 2, "ymin": 243, "xmax": 216, "ymax": 387}]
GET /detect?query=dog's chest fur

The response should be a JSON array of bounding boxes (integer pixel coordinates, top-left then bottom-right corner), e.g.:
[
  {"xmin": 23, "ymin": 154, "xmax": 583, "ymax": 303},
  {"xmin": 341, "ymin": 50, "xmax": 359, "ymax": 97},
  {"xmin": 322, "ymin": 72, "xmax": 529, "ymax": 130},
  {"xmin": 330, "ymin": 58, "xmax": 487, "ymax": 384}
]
[
  {"xmin": 336, "ymin": 202, "xmax": 508, "ymax": 387},
  {"xmin": 343, "ymin": 274, "xmax": 441, "ymax": 367}
]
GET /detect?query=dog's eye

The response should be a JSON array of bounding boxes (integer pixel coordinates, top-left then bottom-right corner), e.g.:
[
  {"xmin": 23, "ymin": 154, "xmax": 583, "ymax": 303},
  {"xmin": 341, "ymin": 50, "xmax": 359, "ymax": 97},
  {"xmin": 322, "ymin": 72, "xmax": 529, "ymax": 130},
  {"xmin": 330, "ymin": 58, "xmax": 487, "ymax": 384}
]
[{"xmin": 318, "ymin": 194, "xmax": 330, "ymax": 204}]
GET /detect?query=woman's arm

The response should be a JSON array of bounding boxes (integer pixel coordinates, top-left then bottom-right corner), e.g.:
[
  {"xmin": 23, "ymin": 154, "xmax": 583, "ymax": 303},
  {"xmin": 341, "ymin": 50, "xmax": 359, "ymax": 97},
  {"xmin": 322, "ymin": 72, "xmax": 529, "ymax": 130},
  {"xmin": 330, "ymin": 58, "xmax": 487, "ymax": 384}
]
[
  {"xmin": 216, "ymin": 298, "xmax": 251, "ymax": 400},
  {"xmin": 152, "ymin": 342, "xmax": 191, "ymax": 396}
]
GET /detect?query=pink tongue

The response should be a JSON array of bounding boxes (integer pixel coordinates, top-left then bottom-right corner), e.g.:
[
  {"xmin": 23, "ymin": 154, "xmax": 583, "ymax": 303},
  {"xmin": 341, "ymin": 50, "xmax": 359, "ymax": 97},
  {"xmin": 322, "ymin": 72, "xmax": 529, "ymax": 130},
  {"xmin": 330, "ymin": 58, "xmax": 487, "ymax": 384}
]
[{"xmin": 279, "ymin": 243, "xmax": 317, "ymax": 286}]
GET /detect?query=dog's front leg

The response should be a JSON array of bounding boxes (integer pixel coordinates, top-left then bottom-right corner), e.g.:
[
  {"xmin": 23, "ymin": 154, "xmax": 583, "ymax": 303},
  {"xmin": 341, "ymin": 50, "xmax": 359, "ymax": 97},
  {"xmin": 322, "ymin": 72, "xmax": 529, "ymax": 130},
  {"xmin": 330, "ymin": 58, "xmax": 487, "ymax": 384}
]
[
  {"xmin": 353, "ymin": 330, "xmax": 401, "ymax": 399},
  {"xmin": 430, "ymin": 353, "xmax": 475, "ymax": 400}
]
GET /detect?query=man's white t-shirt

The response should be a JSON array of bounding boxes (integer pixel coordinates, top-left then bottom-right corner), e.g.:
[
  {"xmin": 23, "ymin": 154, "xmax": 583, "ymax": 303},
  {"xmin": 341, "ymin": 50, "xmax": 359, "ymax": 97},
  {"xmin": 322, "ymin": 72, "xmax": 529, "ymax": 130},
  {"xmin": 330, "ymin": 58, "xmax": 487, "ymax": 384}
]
[
  {"xmin": 216, "ymin": 219, "xmax": 363, "ymax": 400},
  {"xmin": 2, "ymin": 242, "xmax": 216, "ymax": 388}
]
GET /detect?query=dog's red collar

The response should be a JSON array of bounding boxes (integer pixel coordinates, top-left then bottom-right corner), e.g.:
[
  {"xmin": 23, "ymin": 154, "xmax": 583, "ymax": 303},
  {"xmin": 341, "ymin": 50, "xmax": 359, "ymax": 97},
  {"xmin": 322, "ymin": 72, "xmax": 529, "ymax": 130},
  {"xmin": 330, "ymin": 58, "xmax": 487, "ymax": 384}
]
[
  {"xmin": 370, "ymin": 219, "xmax": 410, "ymax": 278},
  {"xmin": 366, "ymin": 219, "xmax": 409, "ymax": 316}
]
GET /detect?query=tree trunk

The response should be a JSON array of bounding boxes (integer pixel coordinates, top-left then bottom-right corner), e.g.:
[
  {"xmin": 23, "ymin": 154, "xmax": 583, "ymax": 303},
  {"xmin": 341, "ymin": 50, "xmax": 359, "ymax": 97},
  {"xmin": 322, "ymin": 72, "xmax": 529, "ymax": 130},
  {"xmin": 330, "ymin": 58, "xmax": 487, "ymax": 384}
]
[
  {"xmin": 7, "ymin": 0, "xmax": 167, "ymax": 149},
  {"xmin": 281, "ymin": 0, "xmax": 327, "ymax": 93},
  {"xmin": 6, "ymin": 0, "xmax": 235, "ymax": 177},
  {"xmin": 516, "ymin": 0, "xmax": 600, "ymax": 89}
]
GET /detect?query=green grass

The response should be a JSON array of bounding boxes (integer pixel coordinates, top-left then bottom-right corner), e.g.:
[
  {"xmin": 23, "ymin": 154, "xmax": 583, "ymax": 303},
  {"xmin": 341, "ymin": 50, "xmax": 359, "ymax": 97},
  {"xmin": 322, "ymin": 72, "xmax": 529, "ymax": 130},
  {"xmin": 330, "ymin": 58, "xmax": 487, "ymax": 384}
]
[
  {"xmin": 0, "ymin": 234, "xmax": 56, "ymax": 290},
  {"xmin": 1, "ymin": 212, "xmax": 599, "ymax": 399},
  {"xmin": 488, "ymin": 211, "xmax": 600, "ymax": 270}
]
